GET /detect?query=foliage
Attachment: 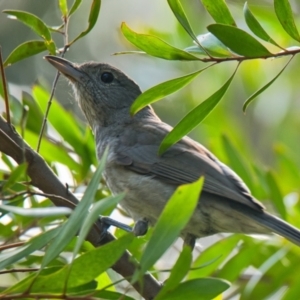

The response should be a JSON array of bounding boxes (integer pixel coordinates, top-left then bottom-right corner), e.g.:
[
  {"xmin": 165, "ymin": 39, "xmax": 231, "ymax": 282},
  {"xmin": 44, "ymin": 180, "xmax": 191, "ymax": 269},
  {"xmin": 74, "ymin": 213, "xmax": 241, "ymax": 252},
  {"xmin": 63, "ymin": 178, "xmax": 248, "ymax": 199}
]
[{"xmin": 0, "ymin": 0, "xmax": 300, "ymax": 299}]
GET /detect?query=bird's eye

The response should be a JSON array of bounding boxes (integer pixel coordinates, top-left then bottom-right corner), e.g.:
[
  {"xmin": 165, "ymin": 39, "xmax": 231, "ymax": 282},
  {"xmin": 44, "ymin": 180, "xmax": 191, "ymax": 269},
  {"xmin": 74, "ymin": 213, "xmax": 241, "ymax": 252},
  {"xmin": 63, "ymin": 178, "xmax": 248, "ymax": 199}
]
[{"xmin": 101, "ymin": 72, "xmax": 114, "ymax": 83}]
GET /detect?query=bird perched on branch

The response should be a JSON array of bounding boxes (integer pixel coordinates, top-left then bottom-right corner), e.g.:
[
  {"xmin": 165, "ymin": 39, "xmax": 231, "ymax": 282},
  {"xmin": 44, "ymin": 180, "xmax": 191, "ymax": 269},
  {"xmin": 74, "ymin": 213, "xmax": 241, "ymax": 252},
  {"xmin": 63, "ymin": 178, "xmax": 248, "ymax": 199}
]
[{"xmin": 46, "ymin": 55, "xmax": 300, "ymax": 247}]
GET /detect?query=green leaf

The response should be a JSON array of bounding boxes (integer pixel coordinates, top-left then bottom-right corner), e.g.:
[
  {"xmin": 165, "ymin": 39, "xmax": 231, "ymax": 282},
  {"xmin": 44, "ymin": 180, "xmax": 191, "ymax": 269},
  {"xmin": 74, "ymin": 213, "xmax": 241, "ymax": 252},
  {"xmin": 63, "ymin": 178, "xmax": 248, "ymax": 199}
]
[
  {"xmin": 156, "ymin": 245, "xmax": 192, "ymax": 300},
  {"xmin": 243, "ymin": 56, "xmax": 293, "ymax": 112},
  {"xmin": 167, "ymin": 0, "xmax": 198, "ymax": 42},
  {"xmin": 12, "ymin": 234, "xmax": 133, "ymax": 293},
  {"xmin": 4, "ymin": 41, "xmax": 47, "ymax": 67},
  {"xmin": 3, "ymin": 10, "xmax": 56, "ymax": 54},
  {"xmin": 0, "ymin": 227, "xmax": 60, "ymax": 271},
  {"xmin": 274, "ymin": 0, "xmax": 300, "ymax": 42},
  {"xmin": 159, "ymin": 66, "xmax": 237, "ymax": 154},
  {"xmin": 244, "ymin": 2, "xmax": 281, "ymax": 48},
  {"xmin": 200, "ymin": 0, "xmax": 236, "ymax": 26},
  {"xmin": 32, "ymin": 85, "xmax": 94, "ymax": 172},
  {"xmin": 58, "ymin": 0, "xmax": 68, "ymax": 16},
  {"xmin": 121, "ymin": 23, "xmax": 200, "ymax": 61},
  {"xmin": 265, "ymin": 170, "xmax": 286, "ymax": 220},
  {"xmin": 2, "ymin": 163, "xmax": 27, "ymax": 191},
  {"xmin": 69, "ymin": 0, "xmax": 82, "ymax": 16},
  {"xmin": 159, "ymin": 278, "xmax": 230, "ymax": 300},
  {"xmin": 40, "ymin": 149, "xmax": 108, "ymax": 268},
  {"xmin": 131, "ymin": 69, "xmax": 204, "ymax": 115},
  {"xmin": 69, "ymin": 0, "xmax": 101, "ymax": 45},
  {"xmin": 192, "ymin": 33, "xmax": 233, "ymax": 57},
  {"xmin": 0, "ymin": 205, "xmax": 72, "ymax": 217},
  {"xmin": 208, "ymin": 24, "xmax": 272, "ymax": 57},
  {"xmin": 72, "ymin": 193, "xmax": 125, "ymax": 260},
  {"xmin": 188, "ymin": 235, "xmax": 241, "ymax": 279},
  {"xmin": 137, "ymin": 177, "xmax": 203, "ymax": 276}
]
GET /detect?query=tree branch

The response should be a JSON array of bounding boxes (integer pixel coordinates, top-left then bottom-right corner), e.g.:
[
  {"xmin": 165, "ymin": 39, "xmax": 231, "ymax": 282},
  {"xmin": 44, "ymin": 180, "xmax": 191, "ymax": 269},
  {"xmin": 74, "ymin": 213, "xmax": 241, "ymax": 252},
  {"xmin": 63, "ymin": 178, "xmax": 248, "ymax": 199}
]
[{"xmin": 0, "ymin": 115, "xmax": 161, "ymax": 300}]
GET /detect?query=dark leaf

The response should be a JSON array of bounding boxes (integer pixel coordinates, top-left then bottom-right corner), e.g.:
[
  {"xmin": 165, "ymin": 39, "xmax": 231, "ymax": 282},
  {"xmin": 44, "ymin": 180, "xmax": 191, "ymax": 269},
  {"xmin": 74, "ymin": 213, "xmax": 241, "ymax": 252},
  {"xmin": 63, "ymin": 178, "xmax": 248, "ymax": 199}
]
[{"xmin": 208, "ymin": 24, "xmax": 272, "ymax": 57}]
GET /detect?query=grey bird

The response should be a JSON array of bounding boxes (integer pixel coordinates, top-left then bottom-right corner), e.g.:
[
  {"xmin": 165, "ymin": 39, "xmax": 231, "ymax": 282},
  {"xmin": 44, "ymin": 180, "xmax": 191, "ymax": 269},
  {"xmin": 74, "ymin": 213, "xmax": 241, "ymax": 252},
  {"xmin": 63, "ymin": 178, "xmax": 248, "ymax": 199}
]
[{"xmin": 45, "ymin": 55, "xmax": 300, "ymax": 247}]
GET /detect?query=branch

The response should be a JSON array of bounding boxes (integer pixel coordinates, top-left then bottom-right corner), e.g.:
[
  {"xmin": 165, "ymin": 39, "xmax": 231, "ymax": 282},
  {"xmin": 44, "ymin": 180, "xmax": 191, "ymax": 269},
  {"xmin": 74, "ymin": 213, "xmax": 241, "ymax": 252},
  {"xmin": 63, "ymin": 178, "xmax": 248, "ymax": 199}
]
[{"xmin": 0, "ymin": 115, "xmax": 161, "ymax": 300}]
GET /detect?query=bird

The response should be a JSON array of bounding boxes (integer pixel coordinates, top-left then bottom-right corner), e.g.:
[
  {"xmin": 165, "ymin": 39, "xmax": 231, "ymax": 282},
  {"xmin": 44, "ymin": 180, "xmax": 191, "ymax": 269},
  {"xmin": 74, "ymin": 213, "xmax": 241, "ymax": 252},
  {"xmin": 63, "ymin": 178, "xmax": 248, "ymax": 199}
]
[{"xmin": 45, "ymin": 55, "xmax": 300, "ymax": 247}]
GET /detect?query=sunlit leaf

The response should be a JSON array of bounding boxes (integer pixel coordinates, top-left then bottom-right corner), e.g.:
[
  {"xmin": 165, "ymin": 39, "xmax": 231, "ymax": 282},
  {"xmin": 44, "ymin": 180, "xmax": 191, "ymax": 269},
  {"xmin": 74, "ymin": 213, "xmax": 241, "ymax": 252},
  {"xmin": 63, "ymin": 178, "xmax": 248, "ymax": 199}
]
[
  {"xmin": 243, "ymin": 56, "xmax": 293, "ymax": 112},
  {"xmin": 208, "ymin": 24, "xmax": 272, "ymax": 57},
  {"xmin": 274, "ymin": 0, "xmax": 300, "ymax": 42},
  {"xmin": 137, "ymin": 177, "xmax": 203, "ymax": 276},
  {"xmin": 121, "ymin": 23, "xmax": 200, "ymax": 61},
  {"xmin": 69, "ymin": 0, "xmax": 101, "ymax": 45},
  {"xmin": 159, "ymin": 66, "xmax": 237, "ymax": 154},
  {"xmin": 131, "ymin": 68, "xmax": 205, "ymax": 115},
  {"xmin": 58, "ymin": 0, "xmax": 68, "ymax": 16},
  {"xmin": 4, "ymin": 41, "xmax": 47, "ymax": 67},
  {"xmin": 244, "ymin": 2, "xmax": 282, "ymax": 48},
  {"xmin": 200, "ymin": 0, "xmax": 236, "ymax": 26}
]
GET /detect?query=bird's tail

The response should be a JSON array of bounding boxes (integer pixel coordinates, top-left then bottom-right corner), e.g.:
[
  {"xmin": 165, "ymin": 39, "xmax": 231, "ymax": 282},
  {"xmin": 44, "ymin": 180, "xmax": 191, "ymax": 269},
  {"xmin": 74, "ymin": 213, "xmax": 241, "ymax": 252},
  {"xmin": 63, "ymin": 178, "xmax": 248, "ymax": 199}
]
[{"xmin": 230, "ymin": 202, "xmax": 300, "ymax": 246}]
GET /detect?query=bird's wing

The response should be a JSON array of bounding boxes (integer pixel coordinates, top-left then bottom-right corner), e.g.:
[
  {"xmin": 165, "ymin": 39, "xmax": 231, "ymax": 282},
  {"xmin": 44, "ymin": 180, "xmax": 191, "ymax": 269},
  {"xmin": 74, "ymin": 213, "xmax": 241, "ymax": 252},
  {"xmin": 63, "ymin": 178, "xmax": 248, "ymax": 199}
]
[{"xmin": 115, "ymin": 125, "xmax": 264, "ymax": 211}]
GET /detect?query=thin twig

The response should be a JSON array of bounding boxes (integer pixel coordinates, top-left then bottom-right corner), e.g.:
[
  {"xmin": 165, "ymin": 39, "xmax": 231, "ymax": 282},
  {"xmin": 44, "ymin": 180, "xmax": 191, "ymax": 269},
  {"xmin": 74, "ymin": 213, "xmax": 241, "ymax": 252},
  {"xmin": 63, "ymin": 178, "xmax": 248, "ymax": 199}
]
[{"xmin": 0, "ymin": 46, "xmax": 10, "ymax": 124}]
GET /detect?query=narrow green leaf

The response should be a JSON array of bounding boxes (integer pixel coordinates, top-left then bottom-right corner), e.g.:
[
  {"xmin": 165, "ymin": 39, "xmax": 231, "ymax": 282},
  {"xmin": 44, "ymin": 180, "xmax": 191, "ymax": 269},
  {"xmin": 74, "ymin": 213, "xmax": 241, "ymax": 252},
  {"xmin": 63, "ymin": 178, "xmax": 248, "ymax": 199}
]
[
  {"xmin": 58, "ymin": 0, "xmax": 68, "ymax": 16},
  {"xmin": 159, "ymin": 67, "xmax": 237, "ymax": 154},
  {"xmin": 41, "ymin": 149, "xmax": 108, "ymax": 268},
  {"xmin": 4, "ymin": 41, "xmax": 47, "ymax": 67},
  {"xmin": 3, "ymin": 10, "xmax": 52, "ymax": 41},
  {"xmin": 72, "ymin": 193, "xmax": 125, "ymax": 260},
  {"xmin": 167, "ymin": 0, "xmax": 198, "ymax": 42},
  {"xmin": 156, "ymin": 245, "xmax": 192, "ymax": 300},
  {"xmin": 201, "ymin": 0, "xmax": 236, "ymax": 26},
  {"xmin": 0, "ymin": 205, "xmax": 72, "ymax": 217},
  {"xmin": 160, "ymin": 278, "xmax": 230, "ymax": 300},
  {"xmin": 29, "ymin": 234, "xmax": 133, "ymax": 293},
  {"xmin": 69, "ymin": 0, "xmax": 101, "ymax": 45},
  {"xmin": 243, "ymin": 56, "xmax": 293, "ymax": 112},
  {"xmin": 131, "ymin": 69, "xmax": 205, "ymax": 115},
  {"xmin": 244, "ymin": 2, "xmax": 281, "ymax": 48},
  {"xmin": 69, "ymin": 0, "xmax": 82, "ymax": 16},
  {"xmin": 138, "ymin": 177, "xmax": 203, "ymax": 276},
  {"xmin": 0, "ymin": 228, "xmax": 60, "ymax": 271},
  {"xmin": 2, "ymin": 163, "xmax": 27, "ymax": 191},
  {"xmin": 274, "ymin": 0, "xmax": 300, "ymax": 42},
  {"xmin": 3, "ymin": 10, "xmax": 56, "ymax": 54},
  {"xmin": 121, "ymin": 23, "xmax": 200, "ymax": 61},
  {"xmin": 208, "ymin": 24, "xmax": 272, "ymax": 57},
  {"xmin": 265, "ymin": 170, "xmax": 286, "ymax": 220},
  {"xmin": 221, "ymin": 135, "xmax": 254, "ymax": 191}
]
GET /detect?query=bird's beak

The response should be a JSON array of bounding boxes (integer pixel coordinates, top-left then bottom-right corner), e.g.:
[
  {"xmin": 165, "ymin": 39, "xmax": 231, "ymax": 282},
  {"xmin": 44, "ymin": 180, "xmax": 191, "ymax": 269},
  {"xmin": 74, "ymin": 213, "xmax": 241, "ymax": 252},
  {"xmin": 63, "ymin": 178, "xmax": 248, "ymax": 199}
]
[{"xmin": 44, "ymin": 55, "xmax": 83, "ymax": 83}]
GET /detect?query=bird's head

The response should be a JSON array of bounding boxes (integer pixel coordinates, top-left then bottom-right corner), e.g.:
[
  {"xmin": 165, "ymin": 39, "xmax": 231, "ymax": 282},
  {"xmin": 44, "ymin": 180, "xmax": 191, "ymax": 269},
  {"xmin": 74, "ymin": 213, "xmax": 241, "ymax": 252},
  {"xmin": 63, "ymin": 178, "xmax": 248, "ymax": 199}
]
[{"xmin": 45, "ymin": 55, "xmax": 144, "ymax": 129}]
